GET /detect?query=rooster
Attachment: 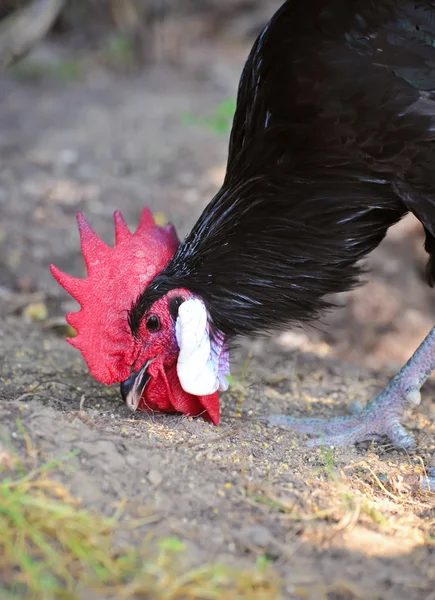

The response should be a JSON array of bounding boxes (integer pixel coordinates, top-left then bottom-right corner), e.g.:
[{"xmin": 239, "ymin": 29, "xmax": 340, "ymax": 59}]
[{"xmin": 52, "ymin": 0, "xmax": 435, "ymax": 448}]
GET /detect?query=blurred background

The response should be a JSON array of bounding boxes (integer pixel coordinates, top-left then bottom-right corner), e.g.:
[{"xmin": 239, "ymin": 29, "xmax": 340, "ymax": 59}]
[{"xmin": 1, "ymin": 0, "xmax": 435, "ymax": 375}]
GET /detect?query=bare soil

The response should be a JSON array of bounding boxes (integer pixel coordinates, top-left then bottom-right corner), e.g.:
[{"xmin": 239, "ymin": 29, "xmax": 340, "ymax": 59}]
[{"xmin": 0, "ymin": 33, "xmax": 434, "ymax": 599}]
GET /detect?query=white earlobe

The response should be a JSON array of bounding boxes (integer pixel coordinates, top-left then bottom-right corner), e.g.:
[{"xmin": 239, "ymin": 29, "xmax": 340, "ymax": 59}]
[{"xmin": 175, "ymin": 298, "xmax": 220, "ymax": 396}]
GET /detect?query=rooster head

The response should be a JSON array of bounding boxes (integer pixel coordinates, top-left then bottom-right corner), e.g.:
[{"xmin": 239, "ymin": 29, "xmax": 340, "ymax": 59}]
[{"xmin": 50, "ymin": 209, "xmax": 228, "ymax": 425}]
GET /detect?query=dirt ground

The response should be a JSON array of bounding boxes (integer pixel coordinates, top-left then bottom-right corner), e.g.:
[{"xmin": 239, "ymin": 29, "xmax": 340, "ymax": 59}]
[{"xmin": 1, "ymin": 28, "xmax": 435, "ymax": 599}]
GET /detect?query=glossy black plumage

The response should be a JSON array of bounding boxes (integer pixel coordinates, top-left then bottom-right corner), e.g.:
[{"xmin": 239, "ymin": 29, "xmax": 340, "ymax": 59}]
[{"xmin": 130, "ymin": 0, "xmax": 435, "ymax": 340}]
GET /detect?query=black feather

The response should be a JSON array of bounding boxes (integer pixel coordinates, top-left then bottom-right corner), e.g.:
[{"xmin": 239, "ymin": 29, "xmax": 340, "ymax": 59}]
[
  {"xmin": 130, "ymin": 0, "xmax": 435, "ymax": 339},
  {"xmin": 168, "ymin": 295, "xmax": 185, "ymax": 321}
]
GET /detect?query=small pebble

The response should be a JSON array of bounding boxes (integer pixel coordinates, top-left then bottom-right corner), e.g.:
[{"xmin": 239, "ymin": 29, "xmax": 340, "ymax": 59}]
[{"xmin": 147, "ymin": 469, "xmax": 163, "ymax": 486}]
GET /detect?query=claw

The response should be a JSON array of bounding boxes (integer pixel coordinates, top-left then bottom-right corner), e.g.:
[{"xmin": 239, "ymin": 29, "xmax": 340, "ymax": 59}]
[{"xmin": 421, "ymin": 468, "xmax": 435, "ymax": 492}]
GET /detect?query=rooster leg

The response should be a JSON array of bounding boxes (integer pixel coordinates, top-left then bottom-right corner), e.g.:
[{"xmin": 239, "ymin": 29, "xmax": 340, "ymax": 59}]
[{"xmin": 266, "ymin": 327, "xmax": 435, "ymax": 449}]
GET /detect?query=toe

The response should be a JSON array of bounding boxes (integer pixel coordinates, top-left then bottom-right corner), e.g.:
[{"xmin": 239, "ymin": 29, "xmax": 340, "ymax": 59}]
[{"xmin": 388, "ymin": 422, "xmax": 416, "ymax": 449}]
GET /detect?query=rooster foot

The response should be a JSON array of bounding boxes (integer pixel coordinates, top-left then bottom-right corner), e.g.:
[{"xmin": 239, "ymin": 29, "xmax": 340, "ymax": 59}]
[{"xmin": 266, "ymin": 327, "xmax": 435, "ymax": 449}]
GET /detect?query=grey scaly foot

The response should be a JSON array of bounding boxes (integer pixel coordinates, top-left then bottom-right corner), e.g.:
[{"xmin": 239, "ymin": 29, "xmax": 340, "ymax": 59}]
[{"xmin": 266, "ymin": 326, "xmax": 435, "ymax": 449}]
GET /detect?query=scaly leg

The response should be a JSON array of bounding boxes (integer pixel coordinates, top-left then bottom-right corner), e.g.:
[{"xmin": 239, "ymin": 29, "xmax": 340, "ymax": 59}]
[{"xmin": 266, "ymin": 327, "xmax": 435, "ymax": 448}]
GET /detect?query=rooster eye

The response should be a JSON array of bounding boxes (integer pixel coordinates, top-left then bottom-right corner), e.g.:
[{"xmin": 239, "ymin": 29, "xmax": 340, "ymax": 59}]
[{"xmin": 146, "ymin": 314, "xmax": 161, "ymax": 332}]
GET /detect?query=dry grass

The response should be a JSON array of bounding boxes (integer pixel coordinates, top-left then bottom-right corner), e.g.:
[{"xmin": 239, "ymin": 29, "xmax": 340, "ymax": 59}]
[
  {"xmin": 240, "ymin": 449, "xmax": 435, "ymax": 599},
  {"xmin": 247, "ymin": 448, "xmax": 435, "ymax": 550},
  {"xmin": 0, "ymin": 433, "xmax": 281, "ymax": 600}
]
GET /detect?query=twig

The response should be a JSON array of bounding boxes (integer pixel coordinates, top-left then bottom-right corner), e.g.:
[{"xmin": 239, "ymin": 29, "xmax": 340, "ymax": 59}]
[{"xmin": 0, "ymin": 0, "xmax": 66, "ymax": 70}]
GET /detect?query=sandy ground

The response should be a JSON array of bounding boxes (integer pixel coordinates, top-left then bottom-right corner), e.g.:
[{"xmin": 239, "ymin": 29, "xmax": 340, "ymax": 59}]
[{"xmin": 1, "ymin": 33, "xmax": 435, "ymax": 599}]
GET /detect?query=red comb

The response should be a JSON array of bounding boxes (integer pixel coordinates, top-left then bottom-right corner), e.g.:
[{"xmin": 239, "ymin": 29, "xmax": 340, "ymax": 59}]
[{"xmin": 50, "ymin": 209, "xmax": 179, "ymax": 384}]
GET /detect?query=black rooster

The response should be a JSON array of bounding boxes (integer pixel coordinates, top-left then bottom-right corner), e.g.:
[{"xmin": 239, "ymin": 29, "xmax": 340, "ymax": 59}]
[{"xmin": 58, "ymin": 0, "xmax": 435, "ymax": 448}]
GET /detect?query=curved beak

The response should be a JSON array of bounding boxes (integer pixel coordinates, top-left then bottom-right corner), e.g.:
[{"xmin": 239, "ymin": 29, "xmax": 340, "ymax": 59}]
[{"xmin": 120, "ymin": 359, "xmax": 153, "ymax": 411}]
